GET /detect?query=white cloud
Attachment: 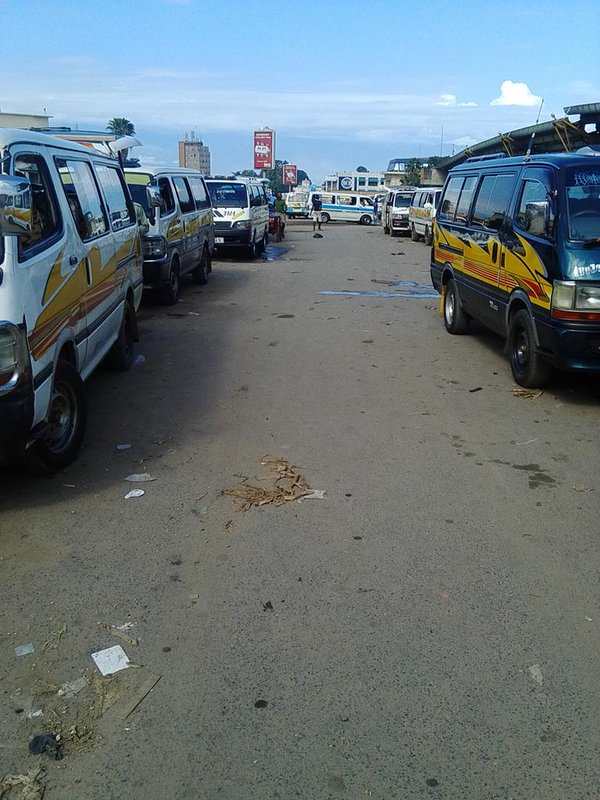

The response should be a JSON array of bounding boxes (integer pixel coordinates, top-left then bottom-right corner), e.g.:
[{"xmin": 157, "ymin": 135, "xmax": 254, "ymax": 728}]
[
  {"xmin": 437, "ymin": 94, "xmax": 477, "ymax": 108},
  {"xmin": 490, "ymin": 81, "xmax": 542, "ymax": 107},
  {"xmin": 453, "ymin": 135, "xmax": 479, "ymax": 148}
]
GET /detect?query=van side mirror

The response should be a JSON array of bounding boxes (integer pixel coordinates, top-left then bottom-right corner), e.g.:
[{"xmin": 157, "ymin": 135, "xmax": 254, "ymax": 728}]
[
  {"xmin": 0, "ymin": 175, "xmax": 32, "ymax": 236},
  {"xmin": 147, "ymin": 185, "xmax": 162, "ymax": 209},
  {"xmin": 525, "ymin": 201, "xmax": 551, "ymax": 237}
]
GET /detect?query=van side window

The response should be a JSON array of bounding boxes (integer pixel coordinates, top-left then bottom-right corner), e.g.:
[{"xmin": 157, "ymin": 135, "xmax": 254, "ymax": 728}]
[
  {"xmin": 515, "ymin": 179, "xmax": 552, "ymax": 238},
  {"xmin": 455, "ymin": 176, "xmax": 477, "ymax": 222},
  {"xmin": 94, "ymin": 164, "xmax": 134, "ymax": 230},
  {"xmin": 55, "ymin": 158, "xmax": 108, "ymax": 242},
  {"xmin": 188, "ymin": 176, "xmax": 210, "ymax": 210},
  {"xmin": 439, "ymin": 177, "xmax": 464, "ymax": 221},
  {"xmin": 158, "ymin": 178, "xmax": 175, "ymax": 214},
  {"xmin": 249, "ymin": 185, "xmax": 259, "ymax": 207},
  {"xmin": 173, "ymin": 177, "xmax": 195, "ymax": 213},
  {"xmin": 471, "ymin": 174, "xmax": 516, "ymax": 231},
  {"xmin": 15, "ymin": 154, "xmax": 62, "ymax": 260},
  {"xmin": 338, "ymin": 195, "xmax": 356, "ymax": 206}
]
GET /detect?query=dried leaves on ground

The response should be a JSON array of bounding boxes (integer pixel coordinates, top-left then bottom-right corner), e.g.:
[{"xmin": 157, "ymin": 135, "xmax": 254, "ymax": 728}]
[
  {"xmin": 222, "ymin": 456, "xmax": 312, "ymax": 511},
  {"xmin": 512, "ymin": 388, "xmax": 543, "ymax": 399}
]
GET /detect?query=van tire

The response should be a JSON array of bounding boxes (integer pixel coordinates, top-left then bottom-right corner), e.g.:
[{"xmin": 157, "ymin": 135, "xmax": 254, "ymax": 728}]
[
  {"xmin": 106, "ymin": 300, "xmax": 136, "ymax": 370},
  {"xmin": 160, "ymin": 260, "xmax": 180, "ymax": 305},
  {"xmin": 424, "ymin": 226, "xmax": 433, "ymax": 246},
  {"xmin": 192, "ymin": 247, "xmax": 210, "ymax": 285},
  {"xmin": 411, "ymin": 224, "xmax": 419, "ymax": 241},
  {"xmin": 360, "ymin": 215, "xmax": 372, "ymax": 226},
  {"xmin": 22, "ymin": 360, "xmax": 87, "ymax": 474},
  {"xmin": 508, "ymin": 309, "xmax": 553, "ymax": 388},
  {"xmin": 247, "ymin": 238, "xmax": 257, "ymax": 260},
  {"xmin": 321, "ymin": 212, "xmax": 330, "ymax": 223},
  {"xmin": 443, "ymin": 279, "xmax": 470, "ymax": 335},
  {"xmin": 383, "ymin": 222, "xmax": 390, "ymax": 234}
]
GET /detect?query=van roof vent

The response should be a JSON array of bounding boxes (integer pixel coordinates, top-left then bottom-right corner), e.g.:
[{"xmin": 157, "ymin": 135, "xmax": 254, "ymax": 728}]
[{"xmin": 464, "ymin": 152, "xmax": 507, "ymax": 163}]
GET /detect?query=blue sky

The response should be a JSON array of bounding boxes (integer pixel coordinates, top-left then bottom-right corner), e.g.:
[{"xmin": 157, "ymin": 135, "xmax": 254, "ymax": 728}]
[{"xmin": 0, "ymin": 0, "xmax": 598, "ymax": 181}]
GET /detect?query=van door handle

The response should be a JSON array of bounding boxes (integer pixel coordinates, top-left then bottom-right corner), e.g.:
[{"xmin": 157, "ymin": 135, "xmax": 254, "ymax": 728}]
[
  {"xmin": 491, "ymin": 242, "xmax": 498, "ymax": 263},
  {"xmin": 69, "ymin": 255, "xmax": 78, "ymax": 266}
]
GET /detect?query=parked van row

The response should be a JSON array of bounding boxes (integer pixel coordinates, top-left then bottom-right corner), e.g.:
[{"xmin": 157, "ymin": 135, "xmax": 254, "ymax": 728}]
[
  {"xmin": 409, "ymin": 187, "xmax": 443, "ymax": 245},
  {"xmin": 432, "ymin": 149, "xmax": 600, "ymax": 387}
]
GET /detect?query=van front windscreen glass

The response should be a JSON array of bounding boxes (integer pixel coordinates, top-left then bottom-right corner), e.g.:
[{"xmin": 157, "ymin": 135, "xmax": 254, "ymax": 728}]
[
  {"xmin": 394, "ymin": 194, "xmax": 413, "ymax": 207},
  {"xmin": 565, "ymin": 167, "xmax": 600, "ymax": 242},
  {"xmin": 207, "ymin": 182, "xmax": 248, "ymax": 208}
]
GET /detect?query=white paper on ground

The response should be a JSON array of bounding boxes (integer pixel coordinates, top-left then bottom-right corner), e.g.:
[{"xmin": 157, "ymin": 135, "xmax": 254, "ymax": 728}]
[
  {"xmin": 124, "ymin": 489, "xmax": 145, "ymax": 499},
  {"xmin": 125, "ymin": 473, "xmax": 156, "ymax": 482},
  {"xmin": 91, "ymin": 645, "xmax": 130, "ymax": 676},
  {"xmin": 305, "ymin": 489, "xmax": 327, "ymax": 499}
]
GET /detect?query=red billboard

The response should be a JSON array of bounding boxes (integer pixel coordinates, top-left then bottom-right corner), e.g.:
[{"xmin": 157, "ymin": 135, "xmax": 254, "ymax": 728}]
[
  {"xmin": 253, "ymin": 129, "xmax": 275, "ymax": 170},
  {"xmin": 283, "ymin": 164, "xmax": 297, "ymax": 186}
]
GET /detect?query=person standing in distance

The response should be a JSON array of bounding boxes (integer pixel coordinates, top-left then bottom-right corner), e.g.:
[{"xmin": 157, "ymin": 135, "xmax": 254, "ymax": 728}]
[{"xmin": 311, "ymin": 193, "xmax": 323, "ymax": 231}]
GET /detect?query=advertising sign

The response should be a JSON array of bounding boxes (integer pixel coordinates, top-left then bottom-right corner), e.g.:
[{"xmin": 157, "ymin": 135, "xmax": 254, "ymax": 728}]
[
  {"xmin": 253, "ymin": 129, "xmax": 275, "ymax": 170},
  {"xmin": 283, "ymin": 164, "xmax": 297, "ymax": 186},
  {"xmin": 338, "ymin": 175, "xmax": 353, "ymax": 191}
]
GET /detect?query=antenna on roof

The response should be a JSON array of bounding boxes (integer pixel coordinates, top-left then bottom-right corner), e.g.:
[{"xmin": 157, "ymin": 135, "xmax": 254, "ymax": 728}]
[{"xmin": 525, "ymin": 98, "xmax": 544, "ymax": 160}]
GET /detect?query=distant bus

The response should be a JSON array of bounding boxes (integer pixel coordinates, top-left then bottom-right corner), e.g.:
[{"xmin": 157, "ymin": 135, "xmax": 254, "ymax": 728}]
[{"xmin": 310, "ymin": 192, "xmax": 375, "ymax": 225}]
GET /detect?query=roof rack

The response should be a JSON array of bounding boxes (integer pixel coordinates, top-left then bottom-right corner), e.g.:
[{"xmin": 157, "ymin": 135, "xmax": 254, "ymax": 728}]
[{"xmin": 464, "ymin": 152, "xmax": 507, "ymax": 163}]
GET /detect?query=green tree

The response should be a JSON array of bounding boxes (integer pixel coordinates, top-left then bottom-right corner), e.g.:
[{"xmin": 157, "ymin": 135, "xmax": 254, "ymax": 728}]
[
  {"xmin": 236, "ymin": 169, "xmax": 258, "ymax": 177},
  {"xmin": 297, "ymin": 169, "xmax": 310, "ymax": 185},
  {"xmin": 106, "ymin": 117, "xmax": 136, "ymax": 137},
  {"xmin": 402, "ymin": 158, "xmax": 422, "ymax": 186}
]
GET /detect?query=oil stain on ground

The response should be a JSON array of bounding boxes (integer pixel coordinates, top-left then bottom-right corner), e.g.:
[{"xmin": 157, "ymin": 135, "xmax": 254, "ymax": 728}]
[{"xmin": 513, "ymin": 463, "xmax": 557, "ymax": 489}]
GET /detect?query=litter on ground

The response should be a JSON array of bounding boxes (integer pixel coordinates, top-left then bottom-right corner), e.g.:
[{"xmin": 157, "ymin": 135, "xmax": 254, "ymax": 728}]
[
  {"xmin": 124, "ymin": 489, "xmax": 145, "ymax": 500},
  {"xmin": 91, "ymin": 645, "xmax": 130, "ymax": 676},
  {"xmin": 14, "ymin": 643, "xmax": 35, "ymax": 657},
  {"xmin": 125, "ymin": 473, "xmax": 156, "ymax": 482},
  {"xmin": 0, "ymin": 767, "xmax": 46, "ymax": 800},
  {"xmin": 222, "ymin": 455, "xmax": 314, "ymax": 511},
  {"xmin": 528, "ymin": 663, "xmax": 544, "ymax": 686}
]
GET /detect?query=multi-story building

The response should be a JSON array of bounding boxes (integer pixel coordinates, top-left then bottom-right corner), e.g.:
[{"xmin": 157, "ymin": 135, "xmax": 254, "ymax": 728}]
[
  {"xmin": 178, "ymin": 132, "xmax": 211, "ymax": 175},
  {"xmin": 0, "ymin": 111, "xmax": 50, "ymax": 128}
]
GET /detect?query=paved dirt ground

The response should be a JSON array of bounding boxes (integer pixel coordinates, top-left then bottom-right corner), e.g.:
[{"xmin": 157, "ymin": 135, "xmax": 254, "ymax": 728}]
[{"xmin": 1, "ymin": 219, "xmax": 599, "ymax": 799}]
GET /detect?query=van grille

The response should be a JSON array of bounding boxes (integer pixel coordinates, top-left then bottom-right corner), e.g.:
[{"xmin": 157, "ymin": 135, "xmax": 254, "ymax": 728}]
[{"xmin": 214, "ymin": 221, "xmax": 231, "ymax": 230}]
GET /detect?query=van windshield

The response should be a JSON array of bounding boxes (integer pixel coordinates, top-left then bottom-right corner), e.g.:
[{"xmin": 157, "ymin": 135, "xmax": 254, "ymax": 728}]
[
  {"xmin": 124, "ymin": 172, "xmax": 152, "ymax": 213},
  {"xmin": 565, "ymin": 167, "xmax": 600, "ymax": 242},
  {"xmin": 207, "ymin": 182, "xmax": 248, "ymax": 208},
  {"xmin": 394, "ymin": 193, "xmax": 413, "ymax": 207}
]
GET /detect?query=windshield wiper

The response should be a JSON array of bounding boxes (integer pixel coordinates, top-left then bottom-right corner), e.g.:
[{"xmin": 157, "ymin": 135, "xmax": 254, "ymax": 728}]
[{"xmin": 582, "ymin": 237, "xmax": 600, "ymax": 248}]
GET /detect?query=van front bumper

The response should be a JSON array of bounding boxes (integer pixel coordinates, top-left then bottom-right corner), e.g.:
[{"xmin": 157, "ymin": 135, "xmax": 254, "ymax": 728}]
[
  {"xmin": 214, "ymin": 229, "xmax": 252, "ymax": 247},
  {"xmin": 537, "ymin": 317, "xmax": 600, "ymax": 372},
  {"xmin": 142, "ymin": 255, "xmax": 171, "ymax": 289},
  {"xmin": 0, "ymin": 384, "xmax": 34, "ymax": 465}
]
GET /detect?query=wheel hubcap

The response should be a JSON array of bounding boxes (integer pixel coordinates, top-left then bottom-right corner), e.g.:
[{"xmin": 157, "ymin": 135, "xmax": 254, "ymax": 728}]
[
  {"xmin": 515, "ymin": 329, "xmax": 528, "ymax": 369},
  {"xmin": 445, "ymin": 290, "xmax": 455, "ymax": 324},
  {"xmin": 43, "ymin": 381, "xmax": 78, "ymax": 453}
]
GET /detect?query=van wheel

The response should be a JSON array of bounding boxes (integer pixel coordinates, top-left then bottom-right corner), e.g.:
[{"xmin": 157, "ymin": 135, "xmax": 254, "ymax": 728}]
[
  {"xmin": 160, "ymin": 260, "xmax": 180, "ymax": 305},
  {"xmin": 360, "ymin": 215, "xmax": 372, "ymax": 226},
  {"xmin": 411, "ymin": 224, "xmax": 419, "ymax": 242},
  {"xmin": 262, "ymin": 231, "xmax": 268, "ymax": 252},
  {"xmin": 508, "ymin": 309, "xmax": 552, "ymax": 388},
  {"xmin": 22, "ymin": 360, "xmax": 87, "ymax": 474},
  {"xmin": 443, "ymin": 279, "xmax": 470, "ymax": 335},
  {"xmin": 192, "ymin": 247, "xmax": 210, "ymax": 285},
  {"xmin": 106, "ymin": 300, "xmax": 136, "ymax": 370},
  {"xmin": 247, "ymin": 238, "xmax": 257, "ymax": 260},
  {"xmin": 424, "ymin": 226, "xmax": 433, "ymax": 246},
  {"xmin": 383, "ymin": 222, "xmax": 390, "ymax": 234},
  {"xmin": 321, "ymin": 212, "xmax": 330, "ymax": 223}
]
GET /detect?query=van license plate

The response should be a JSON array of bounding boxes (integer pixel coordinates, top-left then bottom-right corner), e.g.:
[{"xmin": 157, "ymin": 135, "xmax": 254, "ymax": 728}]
[{"xmin": 215, "ymin": 237, "xmax": 225, "ymax": 244}]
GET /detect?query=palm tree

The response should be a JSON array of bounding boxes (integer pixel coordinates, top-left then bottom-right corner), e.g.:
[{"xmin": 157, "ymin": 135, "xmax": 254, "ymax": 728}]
[{"xmin": 106, "ymin": 117, "xmax": 136, "ymax": 137}]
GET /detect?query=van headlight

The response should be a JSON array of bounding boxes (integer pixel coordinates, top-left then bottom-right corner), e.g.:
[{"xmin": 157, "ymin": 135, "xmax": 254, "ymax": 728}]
[
  {"xmin": 552, "ymin": 281, "xmax": 600, "ymax": 319},
  {"xmin": 0, "ymin": 323, "xmax": 28, "ymax": 393},
  {"xmin": 142, "ymin": 236, "xmax": 167, "ymax": 259},
  {"xmin": 233, "ymin": 220, "xmax": 252, "ymax": 229}
]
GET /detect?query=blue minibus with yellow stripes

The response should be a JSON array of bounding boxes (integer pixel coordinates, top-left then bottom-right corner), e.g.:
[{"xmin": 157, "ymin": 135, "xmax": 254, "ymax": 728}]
[{"xmin": 431, "ymin": 149, "xmax": 600, "ymax": 387}]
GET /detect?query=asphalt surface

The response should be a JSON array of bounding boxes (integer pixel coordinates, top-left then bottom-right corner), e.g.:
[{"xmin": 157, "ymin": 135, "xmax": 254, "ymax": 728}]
[{"xmin": 1, "ymin": 219, "xmax": 599, "ymax": 799}]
